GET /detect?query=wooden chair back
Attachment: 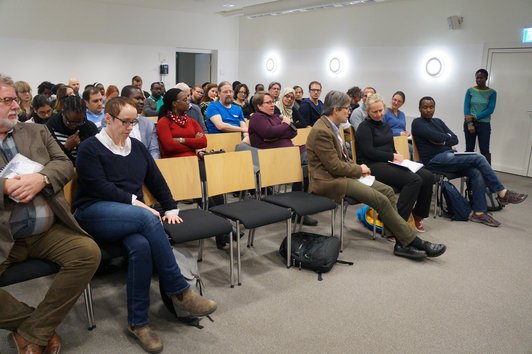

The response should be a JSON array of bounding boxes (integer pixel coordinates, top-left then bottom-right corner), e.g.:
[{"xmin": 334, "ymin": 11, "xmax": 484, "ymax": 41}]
[
  {"xmin": 393, "ymin": 136, "xmax": 410, "ymax": 158},
  {"xmin": 411, "ymin": 136, "xmax": 421, "ymax": 162},
  {"xmin": 155, "ymin": 156, "xmax": 202, "ymax": 201},
  {"xmin": 257, "ymin": 146, "xmax": 303, "ymax": 187},
  {"xmin": 203, "ymin": 150, "xmax": 256, "ymax": 197},
  {"xmin": 291, "ymin": 127, "xmax": 312, "ymax": 146},
  {"xmin": 63, "ymin": 173, "xmax": 77, "ymax": 212},
  {"xmin": 347, "ymin": 126, "xmax": 357, "ymax": 160},
  {"xmin": 205, "ymin": 132, "xmax": 242, "ymax": 152}
]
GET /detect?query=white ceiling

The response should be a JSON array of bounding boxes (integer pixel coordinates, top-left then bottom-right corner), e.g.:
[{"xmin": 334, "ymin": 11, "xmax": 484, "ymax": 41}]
[{"xmin": 81, "ymin": 0, "xmax": 393, "ymax": 17}]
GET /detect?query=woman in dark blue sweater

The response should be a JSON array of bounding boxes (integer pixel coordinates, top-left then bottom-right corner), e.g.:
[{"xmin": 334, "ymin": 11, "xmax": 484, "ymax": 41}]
[
  {"xmin": 356, "ymin": 93, "xmax": 433, "ymax": 233},
  {"xmin": 73, "ymin": 97, "xmax": 217, "ymax": 353}
]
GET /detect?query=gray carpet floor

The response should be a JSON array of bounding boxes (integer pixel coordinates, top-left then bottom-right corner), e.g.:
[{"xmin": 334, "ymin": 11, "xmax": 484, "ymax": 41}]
[{"xmin": 1, "ymin": 173, "xmax": 531, "ymax": 354}]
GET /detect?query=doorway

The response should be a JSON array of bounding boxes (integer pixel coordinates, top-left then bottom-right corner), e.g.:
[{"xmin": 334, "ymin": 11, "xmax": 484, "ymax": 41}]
[
  {"xmin": 175, "ymin": 51, "xmax": 212, "ymax": 87},
  {"xmin": 486, "ymin": 48, "xmax": 532, "ymax": 176}
]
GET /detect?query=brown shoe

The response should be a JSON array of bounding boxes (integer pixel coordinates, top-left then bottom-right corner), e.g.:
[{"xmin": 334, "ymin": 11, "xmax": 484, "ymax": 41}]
[
  {"xmin": 172, "ymin": 287, "xmax": 217, "ymax": 317},
  {"xmin": 127, "ymin": 325, "xmax": 163, "ymax": 354},
  {"xmin": 8, "ymin": 332, "xmax": 43, "ymax": 354},
  {"xmin": 43, "ymin": 333, "xmax": 61, "ymax": 354}
]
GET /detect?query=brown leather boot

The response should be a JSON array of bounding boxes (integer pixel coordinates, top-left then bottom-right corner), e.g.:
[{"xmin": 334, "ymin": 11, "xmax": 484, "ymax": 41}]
[
  {"xmin": 172, "ymin": 288, "xmax": 217, "ymax": 317},
  {"xmin": 43, "ymin": 333, "xmax": 61, "ymax": 354},
  {"xmin": 8, "ymin": 332, "xmax": 43, "ymax": 354},
  {"xmin": 127, "ymin": 325, "xmax": 163, "ymax": 354}
]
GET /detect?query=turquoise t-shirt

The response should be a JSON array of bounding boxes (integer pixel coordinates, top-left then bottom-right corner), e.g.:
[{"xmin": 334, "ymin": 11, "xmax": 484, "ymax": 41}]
[{"xmin": 463, "ymin": 87, "xmax": 497, "ymax": 123}]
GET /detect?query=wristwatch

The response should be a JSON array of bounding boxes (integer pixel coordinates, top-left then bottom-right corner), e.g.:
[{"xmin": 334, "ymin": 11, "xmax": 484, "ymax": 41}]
[{"xmin": 41, "ymin": 174, "xmax": 51, "ymax": 186}]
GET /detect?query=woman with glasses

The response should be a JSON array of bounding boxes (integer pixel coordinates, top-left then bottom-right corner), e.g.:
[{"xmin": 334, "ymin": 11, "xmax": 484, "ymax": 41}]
[
  {"xmin": 74, "ymin": 97, "xmax": 217, "ymax": 353},
  {"xmin": 45, "ymin": 95, "xmax": 98, "ymax": 165},
  {"xmin": 14, "ymin": 80, "xmax": 33, "ymax": 122},
  {"xmin": 233, "ymin": 83, "xmax": 252, "ymax": 118},
  {"xmin": 157, "ymin": 88, "xmax": 207, "ymax": 158},
  {"xmin": 274, "ymin": 87, "xmax": 308, "ymax": 128}
]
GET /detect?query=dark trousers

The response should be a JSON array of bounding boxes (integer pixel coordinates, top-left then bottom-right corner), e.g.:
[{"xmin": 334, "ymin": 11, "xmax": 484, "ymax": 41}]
[
  {"xmin": 0, "ymin": 223, "xmax": 100, "ymax": 345},
  {"xmin": 464, "ymin": 121, "xmax": 491, "ymax": 164},
  {"xmin": 369, "ymin": 163, "xmax": 434, "ymax": 220}
]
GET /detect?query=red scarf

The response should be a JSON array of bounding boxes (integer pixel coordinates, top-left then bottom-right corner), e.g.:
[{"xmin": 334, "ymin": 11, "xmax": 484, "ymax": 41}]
[{"xmin": 167, "ymin": 110, "xmax": 188, "ymax": 127}]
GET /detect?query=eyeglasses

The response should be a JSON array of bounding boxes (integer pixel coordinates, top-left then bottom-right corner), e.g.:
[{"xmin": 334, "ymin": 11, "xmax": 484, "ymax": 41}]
[
  {"xmin": 284, "ymin": 95, "xmax": 295, "ymax": 101},
  {"xmin": 63, "ymin": 115, "xmax": 87, "ymax": 127},
  {"xmin": 262, "ymin": 100, "xmax": 274, "ymax": 105},
  {"xmin": 0, "ymin": 97, "xmax": 18, "ymax": 105},
  {"xmin": 109, "ymin": 114, "xmax": 139, "ymax": 127}
]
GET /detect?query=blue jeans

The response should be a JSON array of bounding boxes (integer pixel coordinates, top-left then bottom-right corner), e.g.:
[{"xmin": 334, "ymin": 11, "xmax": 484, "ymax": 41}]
[
  {"xmin": 427, "ymin": 151, "xmax": 504, "ymax": 212},
  {"xmin": 75, "ymin": 201, "xmax": 189, "ymax": 326},
  {"xmin": 464, "ymin": 121, "xmax": 491, "ymax": 164}
]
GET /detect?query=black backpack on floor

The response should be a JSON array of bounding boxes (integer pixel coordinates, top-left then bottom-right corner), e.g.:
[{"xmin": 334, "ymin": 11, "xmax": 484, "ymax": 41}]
[
  {"xmin": 279, "ymin": 232, "xmax": 353, "ymax": 281},
  {"xmin": 440, "ymin": 181, "xmax": 471, "ymax": 221}
]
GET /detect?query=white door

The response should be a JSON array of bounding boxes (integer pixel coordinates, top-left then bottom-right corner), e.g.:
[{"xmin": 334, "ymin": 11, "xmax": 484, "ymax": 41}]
[{"xmin": 487, "ymin": 48, "xmax": 532, "ymax": 176}]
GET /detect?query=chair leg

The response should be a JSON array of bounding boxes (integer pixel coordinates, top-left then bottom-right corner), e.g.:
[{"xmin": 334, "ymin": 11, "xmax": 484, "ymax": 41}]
[
  {"xmin": 339, "ymin": 206, "xmax": 344, "ymax": 252},
  {"xmin": 371, "ymin": 208, "xmax": 377, "ymax": 240},
  {"xmin": 250, "ymin": 229, "xmax": 256, "ymax": 247},
  {"xmin": 236, "ymin": 222, "xmax": 242, "ymax": 286},
  {"xmin": 198, "ymin": 239, "xmax": 204, "ymax": 262},
  {"xmin": 83, "ymin": 283, "xmax": 96, "ymax": 330},
  {"xmin": 331, "ymin": 208, "xmax": 336, "ymax": 237},
  {"xmin": 286, "ymin": 218, "xmax": 292, "ymax": 268},
  {"xmin": 229, "ymin": 228, "xmax": 235, "ymax": 288}
]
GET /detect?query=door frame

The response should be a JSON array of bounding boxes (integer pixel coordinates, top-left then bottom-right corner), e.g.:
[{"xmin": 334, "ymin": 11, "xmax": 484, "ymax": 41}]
[{"xmin": 175, "ymin": 47, "xmax": 217, "ymax": 85}]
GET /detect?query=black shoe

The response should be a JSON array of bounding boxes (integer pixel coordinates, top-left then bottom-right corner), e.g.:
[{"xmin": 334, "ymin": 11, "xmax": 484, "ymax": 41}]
[
  {"xmin": 422, "ymin": 241, "xmax": 446, "ymax": 257},
  {"xmin": 393, "ymin": 244, "xmax": 427, "ymax": 260},
  {"xmin": 215, "ymin": 235, "xmax": 227, "ymax": 250}
]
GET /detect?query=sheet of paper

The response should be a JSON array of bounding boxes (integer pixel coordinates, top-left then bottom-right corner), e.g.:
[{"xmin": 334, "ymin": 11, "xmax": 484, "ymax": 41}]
[
  {"xmin": 388, "ymin": 159, "xmax": 424, "ymax": 173},
  {"xmin": 358, "ymin": 175, "xmax": 375, "ymax": 186}
]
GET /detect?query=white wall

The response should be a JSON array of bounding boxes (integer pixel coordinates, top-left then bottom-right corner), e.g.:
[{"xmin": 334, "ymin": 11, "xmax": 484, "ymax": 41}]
[
  {"xmin": 237, "ymin": 0, "xmax": 532, "ymax": 148},
  {"xmin": 0, "ymin": 0, "xmax": 240, "ymax": 91}
]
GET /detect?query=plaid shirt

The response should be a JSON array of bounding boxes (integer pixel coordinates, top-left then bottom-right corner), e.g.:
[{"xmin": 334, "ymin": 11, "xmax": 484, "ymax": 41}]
[{"xmin": 1, "ymin": 131, "xmax": 55, "ymax": 239}]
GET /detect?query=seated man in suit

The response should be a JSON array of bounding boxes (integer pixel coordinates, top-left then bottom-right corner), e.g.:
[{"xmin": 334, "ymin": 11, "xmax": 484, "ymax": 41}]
[
  {"xmin": 412, "ymin": 96, "xmax": 527, "ymax": 227},
  {"xmin": 306, "ymin": 90, "xmax": 445, "ymax": 260},
  {"xmin": 120, "ymin": 85, "xmax": 160, "ymax": 160},
  {"xmin": 0, "ymin": 74, "xmax": 100, "ymax": 354}
]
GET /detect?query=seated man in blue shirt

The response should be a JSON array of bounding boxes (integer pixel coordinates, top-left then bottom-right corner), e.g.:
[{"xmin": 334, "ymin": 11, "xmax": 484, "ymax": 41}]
[
  {"xmin": 205, "ymin": 81, "xmax": 247, "ymax": 136},
  {"xmin": 411, "ymin": 96, "xmax": 527, "ymax": 227},
  {"xmin": 83, "ymin": 86, "xmax": 105, "ymax": 130}
]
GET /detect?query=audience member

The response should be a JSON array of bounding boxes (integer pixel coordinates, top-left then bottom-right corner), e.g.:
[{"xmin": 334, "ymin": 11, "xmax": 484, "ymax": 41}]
[
  {"xmin": 249, "ymin": 83, "xmax": 264, "ymax": 113},
  {"xmin": 132, "ymin": 75, "xmax": 150, "ymax": 98},
  {"xmin": 175, "ymin": 82, "xmax": 207, "ymax": 132},
  {"xmin": 157, "ymin": 88, "xmax": 206, "ymax": 158},
  {"xmin": 200, "ymin": 83, "xmax": 218, "ymax": 118},
  {"xmin": 382, "ymin": 91, "xmax": 409, "ymax": 137},
  {"xmin": 190, "ymin": 85, "xmax": 204, "ymax": 105},
  {"xmin": 205, "ymin": 81, "xmax": 247, "ymax": 135},
  {"xmin": 53, "ymin": 85, "xmax": 75, "ymax": 114},
  {"xmin": 121, "ymin": 85, "xmax": 160, "ymax": 160},
  {"xmin": 293, "ymin": 85, "xmax": 304, "ymax": 111},
  {"xmin": 268, "ymin": 82, "xmax": 281, "ymax": 103},
  {"xmin": 46, "ymin": 95, "xmax": 98, "ymax": 165},
  {"xmin": 346, "ymin": 86, "xmax": 362, "ymax": 114},
  {"xmin": 464, "ymin": 68, "xmax": 496, "ymax": 164},
  {"xmin": 28, "ymin": 94, "xmax": 54, "ymax": 124},
  {"xmin": 349, "ymin": 86, "xmax": 376, "ymax": 131},
  {"xmin": 356, "ymin": 93, "xmax": 433, "ymax": 232},
  {"xmin": 143, "ymin": 82, "xmax": 164, "ymax": 116},
  {"xmin": 68, "ymin": 77, "xmax": 81, "ymax": 96},
  {"xmin": 306, "ymin": 90, "xmax": 446, "ymax": 259},
  {"xmin": 73, "ymin": 97, "xmax": 217, "ymax": 353},
  {"xmin": 0, "ymin": 74, "xmax": 100, "ymax": 354},
  {"xmin": 232, "ymin": 80, "xmax": 241, "ymax": 92},
  {"xmin": 37, "ymin": 81, "xmax": 54, "ymax": 101},
  {"xmin": 299, "ymin": 81, "xmax": 324, "ymax": 126},
  {"xmin": 105, "ymin": 84, "xmax": 120, "ymax": 102},
  {"xmin": 83, "ymin": 86, "xmax": 105, "ymax": 130},
  {"xmin": 274, "ymin": 87, "xmax": 308, "ymax": 128},
  {"xmin": 14, "ymin": 80, "xmax": 33, "ymax": 122},
  {"xmin": 412, "ymin": 96, "xmax": 527, "ymax": 227},
  {"xmin": 233, "ymin": 83, "xmax": 253, "ymax": 118}
]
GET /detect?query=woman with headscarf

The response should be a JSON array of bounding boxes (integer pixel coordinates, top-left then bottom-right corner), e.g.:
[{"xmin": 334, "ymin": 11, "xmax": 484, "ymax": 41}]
[{"xmin": 274, "ymin": 87, "xmax": 308, "ymax": 128}]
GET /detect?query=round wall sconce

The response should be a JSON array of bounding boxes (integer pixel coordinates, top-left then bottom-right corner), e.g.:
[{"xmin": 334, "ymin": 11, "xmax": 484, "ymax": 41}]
[
  {"xmin": 329, "ymin": 57, "xmax": 342, "ymax": 74},
  {"xmin": 425, "ymin": 57, "xmax": 443, "ymax": 77},
  {"xmin": 266, "ymin": 58, "xmax": 276, "ymax": 72}
]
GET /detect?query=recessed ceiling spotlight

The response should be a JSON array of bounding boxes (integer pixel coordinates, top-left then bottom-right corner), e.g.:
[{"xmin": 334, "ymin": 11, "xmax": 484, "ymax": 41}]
[{"xmin": 222, "ymin": 4, "xmax": 235, "ymax": 8}]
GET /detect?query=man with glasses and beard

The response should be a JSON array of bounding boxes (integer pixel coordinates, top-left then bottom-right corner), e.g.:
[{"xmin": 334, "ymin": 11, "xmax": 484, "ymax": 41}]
[
  {"xmin": 0, "ymin": 74, "xmax": 100, "ymax": 354},
  {"xmin": 46, "ymin": 95, "xmax": 98, "ymax": 165},
  {"xmin": 205, "ymin": 81, "xmax": 247, "ymax": 136}
]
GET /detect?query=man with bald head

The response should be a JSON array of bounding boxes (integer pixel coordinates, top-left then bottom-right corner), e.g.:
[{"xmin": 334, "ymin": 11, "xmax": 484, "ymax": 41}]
[{"xmin": 68, "ymin": 77, "xmax": 80, "ymax": 97}]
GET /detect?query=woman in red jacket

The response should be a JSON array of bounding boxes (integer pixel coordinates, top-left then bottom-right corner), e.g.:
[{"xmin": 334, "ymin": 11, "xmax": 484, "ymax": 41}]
[{"xmin": 157, "ymin": 88, "xmax": 207, "ymax": 158}]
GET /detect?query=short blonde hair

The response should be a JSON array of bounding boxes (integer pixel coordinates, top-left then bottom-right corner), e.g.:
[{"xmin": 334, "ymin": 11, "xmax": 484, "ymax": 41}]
[{"xmin": 365, "ymin": 92, "xmax": 385, "ymax": 109}]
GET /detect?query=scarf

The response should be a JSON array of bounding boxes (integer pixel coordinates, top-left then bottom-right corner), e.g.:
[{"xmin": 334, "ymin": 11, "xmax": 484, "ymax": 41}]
[
  {"xmin": 275, "ymin": 87, "xmax": 295, "ymax": 122},
  {"xmin": 167, "ymin": 110, "xmax": 188, "ymax": 127}
]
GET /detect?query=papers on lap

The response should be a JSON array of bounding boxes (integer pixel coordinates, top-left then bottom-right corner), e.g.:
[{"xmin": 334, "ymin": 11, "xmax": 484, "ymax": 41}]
[
  {"xmin": 358, "ymin": 175, "xmax": 375, "ymax": 186},
  {"xmin": 388, "ymin": 159, "xmax": 424, "ymax": 173},
  {"xmin": 0, "ymin": 153, "xmax": 44, "ymax": 178}
]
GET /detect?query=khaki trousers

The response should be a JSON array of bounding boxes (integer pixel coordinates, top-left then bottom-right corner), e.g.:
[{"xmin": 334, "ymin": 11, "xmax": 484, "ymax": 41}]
[
  {"xmin": 346, "ymin": 179, "xmax": 416, "ymax": 245},
  {"xmin": 0, "ymin": 222, "xmax": 100, "ymax": 346}
]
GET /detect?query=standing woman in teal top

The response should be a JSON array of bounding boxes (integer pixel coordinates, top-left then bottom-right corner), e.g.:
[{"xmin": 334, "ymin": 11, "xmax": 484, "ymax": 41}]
[{"xmin": 464, "ymin": 68, "xmax": 497, "ymax": 164}]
